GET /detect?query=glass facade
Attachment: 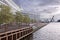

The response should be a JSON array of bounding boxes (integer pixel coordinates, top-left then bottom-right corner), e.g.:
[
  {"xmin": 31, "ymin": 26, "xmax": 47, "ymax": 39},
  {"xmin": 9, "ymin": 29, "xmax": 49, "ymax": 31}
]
[{"xmin": 0, "ymin": 0, "xmax": 22, "ymax": 11}]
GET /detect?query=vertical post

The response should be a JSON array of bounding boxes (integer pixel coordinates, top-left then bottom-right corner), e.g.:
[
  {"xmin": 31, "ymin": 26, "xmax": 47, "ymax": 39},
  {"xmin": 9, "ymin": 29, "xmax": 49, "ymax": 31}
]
[
  {"xmin": 0, "ymin": 38, "xmax": 1, "ymax": 40},
  {"xmin": 19, "ymin": 32, "xmax": 21, "ymax": 38},
  {"xmin": 16, "ymin": 33, "xmax": 17, "ymax": 39},
  {"xmin": 6, "ymin": 37, "xmax": 8, "ymax": 40},
  {"xmin": 6, "ymin": 34, "xmax": 8, "ymax": 40},
  {"xmin": 5, "ymin": 24, "xmax": 8, "ymax": 32},
  {"xmin": 12, "ymin": 34, "xmax": 13, "ymax": 40}
]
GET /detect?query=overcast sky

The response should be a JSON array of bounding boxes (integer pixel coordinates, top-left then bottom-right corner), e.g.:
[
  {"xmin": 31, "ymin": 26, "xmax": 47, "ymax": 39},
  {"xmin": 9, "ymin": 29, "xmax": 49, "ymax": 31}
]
[{"xmin": 13, "ymin": 0, "xmax": 60, "ymax": 20}]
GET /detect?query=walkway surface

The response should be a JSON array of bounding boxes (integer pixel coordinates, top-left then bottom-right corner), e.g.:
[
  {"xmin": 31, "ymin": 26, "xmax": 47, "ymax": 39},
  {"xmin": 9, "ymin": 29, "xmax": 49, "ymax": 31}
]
[
  {"xmin": 33, "ymin": 22, "xmax": 60, "ymax": 40},
  {"xmin": 0, "ymin": 23, "xmax": 47, "ymax": 33},
  {"xmin": 0, "ymin": 23, "xmax": 30, "ymax": 33}
]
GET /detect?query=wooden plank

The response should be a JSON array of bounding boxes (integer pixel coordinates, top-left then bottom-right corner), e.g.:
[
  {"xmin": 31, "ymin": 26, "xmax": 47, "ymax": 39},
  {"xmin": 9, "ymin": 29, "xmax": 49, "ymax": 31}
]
[
  {"xmin": 1, "ymin": 37, "xmax": 6, "ymax": 40},
  {"xmin": 0, "ymin": 27, "xmax": 31, "ymax": 35},
  {"xmin": 17, "ymin": 31, "xmax": 33, "ymax": 40}
]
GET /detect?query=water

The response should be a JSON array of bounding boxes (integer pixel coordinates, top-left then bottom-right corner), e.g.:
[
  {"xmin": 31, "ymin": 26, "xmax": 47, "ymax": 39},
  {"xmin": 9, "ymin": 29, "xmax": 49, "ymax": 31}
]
[{"xmin": 22, "ymin": 23, "xmax": 60, "ymax": 40}]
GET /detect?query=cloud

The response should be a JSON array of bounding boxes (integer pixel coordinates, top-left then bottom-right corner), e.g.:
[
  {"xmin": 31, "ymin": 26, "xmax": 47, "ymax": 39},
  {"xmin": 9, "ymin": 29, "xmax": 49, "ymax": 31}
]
[{"xmin": 13, "ymin": 0, "xmax": 60, "ymax": 19}]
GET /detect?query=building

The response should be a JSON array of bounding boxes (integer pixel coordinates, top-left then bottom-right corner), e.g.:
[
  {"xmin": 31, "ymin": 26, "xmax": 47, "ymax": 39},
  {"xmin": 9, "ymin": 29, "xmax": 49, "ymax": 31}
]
[{"xmin": 0, "ymin": 0, "xmax": 23, "ymax": 13}]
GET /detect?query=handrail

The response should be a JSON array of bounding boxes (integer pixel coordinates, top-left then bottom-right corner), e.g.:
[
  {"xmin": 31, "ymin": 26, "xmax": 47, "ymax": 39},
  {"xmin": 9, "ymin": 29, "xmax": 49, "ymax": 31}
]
[{"xmin": 0, "ymin": 27, "xmax": 33, "ymax": 40}]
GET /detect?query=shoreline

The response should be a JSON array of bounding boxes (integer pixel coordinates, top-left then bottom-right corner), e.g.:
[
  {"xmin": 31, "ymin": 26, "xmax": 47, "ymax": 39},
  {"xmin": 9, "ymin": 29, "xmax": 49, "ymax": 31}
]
[{"xmin": 32, "ymin": 23, "xmax": 48, "ymax": 33}]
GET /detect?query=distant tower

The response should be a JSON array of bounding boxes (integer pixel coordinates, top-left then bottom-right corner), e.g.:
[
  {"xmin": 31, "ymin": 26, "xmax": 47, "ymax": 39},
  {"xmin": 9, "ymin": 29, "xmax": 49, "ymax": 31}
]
[{"xmin": 50, "ymin": 16, "xmax": 54, "ymax": 22}]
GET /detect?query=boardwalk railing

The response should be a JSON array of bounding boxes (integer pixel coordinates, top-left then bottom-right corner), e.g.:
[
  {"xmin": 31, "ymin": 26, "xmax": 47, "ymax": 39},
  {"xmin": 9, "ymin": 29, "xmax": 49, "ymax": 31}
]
[{"xmin": 0, "ymin": 27, "xmax": 33, "ymax": 40}]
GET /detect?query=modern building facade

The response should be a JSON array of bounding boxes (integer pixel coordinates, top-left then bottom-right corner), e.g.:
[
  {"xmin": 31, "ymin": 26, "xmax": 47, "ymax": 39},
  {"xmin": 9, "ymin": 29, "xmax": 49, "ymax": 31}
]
[{"xmin": 0, "ymin": 0, "xmax": 23, "ymax": 12}]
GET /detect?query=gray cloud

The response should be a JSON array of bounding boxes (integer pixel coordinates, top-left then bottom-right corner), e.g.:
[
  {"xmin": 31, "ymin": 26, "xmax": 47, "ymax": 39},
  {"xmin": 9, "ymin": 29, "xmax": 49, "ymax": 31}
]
[{"xmin": 13, "ymin": 0, "xmax": 60, "ymax": 20}]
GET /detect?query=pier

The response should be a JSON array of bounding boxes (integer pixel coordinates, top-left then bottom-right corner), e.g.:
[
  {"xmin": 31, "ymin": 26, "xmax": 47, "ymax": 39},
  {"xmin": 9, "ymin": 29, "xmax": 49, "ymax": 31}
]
[{"xmin": 0, "ymin": 23, "xmax": 33, "ymax": 40}]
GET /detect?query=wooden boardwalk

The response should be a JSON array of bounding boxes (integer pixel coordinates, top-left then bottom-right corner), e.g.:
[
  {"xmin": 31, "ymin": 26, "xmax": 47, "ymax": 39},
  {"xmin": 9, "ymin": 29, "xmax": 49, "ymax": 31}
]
[
  {"xmin": 0, "ymin": 23, "xmax": 47, "ymax": 40},
  {"xmin": 0, "ymin": 27, "xmax": 33, "ymax": 40},
  {"xmin": 0, "ymin": 23, "xmax": 33, "ymax": 40}
]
